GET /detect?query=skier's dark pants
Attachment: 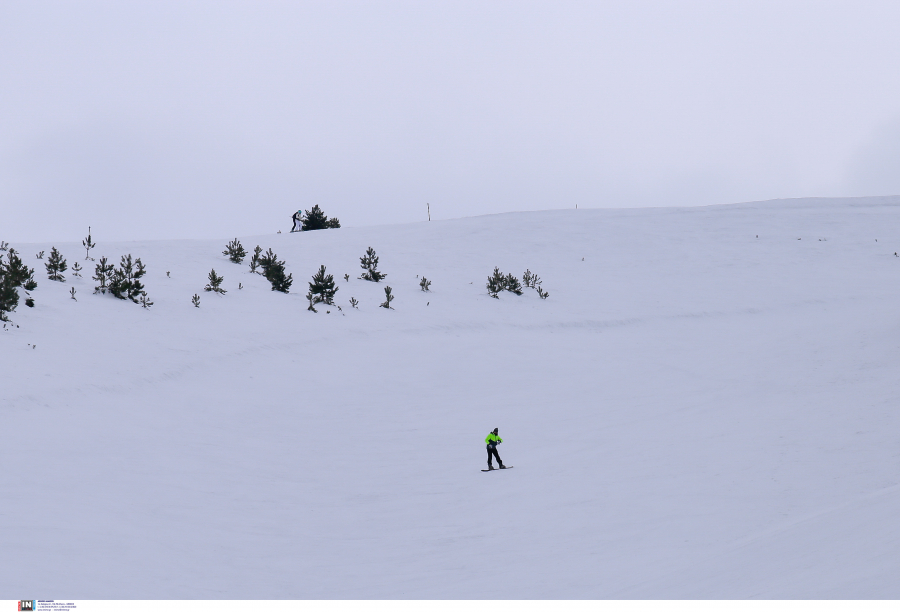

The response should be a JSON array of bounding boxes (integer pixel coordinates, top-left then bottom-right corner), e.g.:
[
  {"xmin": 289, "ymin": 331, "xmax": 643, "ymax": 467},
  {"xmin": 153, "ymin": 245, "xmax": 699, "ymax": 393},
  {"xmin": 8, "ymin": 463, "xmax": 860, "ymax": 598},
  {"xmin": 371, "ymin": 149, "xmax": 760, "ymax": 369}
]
[{"xmin": 487, "ymin": 444, "xmax": 503, "ymax": 467}]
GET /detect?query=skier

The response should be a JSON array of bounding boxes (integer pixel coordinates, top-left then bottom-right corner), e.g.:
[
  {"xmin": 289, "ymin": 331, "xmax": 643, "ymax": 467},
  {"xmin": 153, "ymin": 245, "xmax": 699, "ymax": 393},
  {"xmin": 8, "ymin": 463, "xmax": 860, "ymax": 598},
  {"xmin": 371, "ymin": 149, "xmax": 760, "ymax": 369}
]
[
  {"xmin": 485, "ymin": 428, "xmax": 505, "ymax": 470},
  {"xmin": 291, "ymin": 210, "xmax": 303, "ymax": 232}
]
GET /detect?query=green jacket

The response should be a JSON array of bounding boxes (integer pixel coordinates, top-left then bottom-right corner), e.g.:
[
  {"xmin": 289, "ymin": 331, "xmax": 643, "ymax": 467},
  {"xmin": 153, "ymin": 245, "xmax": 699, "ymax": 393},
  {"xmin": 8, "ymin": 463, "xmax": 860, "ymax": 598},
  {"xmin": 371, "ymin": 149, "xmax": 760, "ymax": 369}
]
[{"xmin": 485, "ymin": 432, "xmax": 503, "ymax": 445}]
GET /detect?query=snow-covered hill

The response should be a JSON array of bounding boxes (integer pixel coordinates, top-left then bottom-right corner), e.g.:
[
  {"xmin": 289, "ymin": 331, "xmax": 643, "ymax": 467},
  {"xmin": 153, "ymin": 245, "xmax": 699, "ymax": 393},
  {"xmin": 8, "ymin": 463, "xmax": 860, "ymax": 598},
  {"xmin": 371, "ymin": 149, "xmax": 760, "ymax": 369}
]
[{"xmin": 3, "ymin": 197, "xmax": 900, "ymax": 598}]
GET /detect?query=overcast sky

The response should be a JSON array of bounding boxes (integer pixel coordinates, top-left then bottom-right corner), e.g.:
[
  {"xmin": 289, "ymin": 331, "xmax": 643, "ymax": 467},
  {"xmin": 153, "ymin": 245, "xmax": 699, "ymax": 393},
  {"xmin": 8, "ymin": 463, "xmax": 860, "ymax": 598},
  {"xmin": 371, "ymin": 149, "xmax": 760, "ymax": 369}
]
[{"xmin": 3, "ymin": 0, "xmax": 900, "ymax": 242}]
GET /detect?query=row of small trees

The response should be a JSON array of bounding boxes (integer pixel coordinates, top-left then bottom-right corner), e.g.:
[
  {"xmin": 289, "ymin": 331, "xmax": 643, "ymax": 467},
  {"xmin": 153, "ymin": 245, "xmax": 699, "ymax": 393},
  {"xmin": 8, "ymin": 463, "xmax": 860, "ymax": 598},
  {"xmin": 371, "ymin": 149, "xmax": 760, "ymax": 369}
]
[
  {"xmin": 218, "ymin": 239, "xmax": 395, "ymax": 311},
  {"xmin": 487, "ymin": 267, "xmax": 548, "ymax": 299}
]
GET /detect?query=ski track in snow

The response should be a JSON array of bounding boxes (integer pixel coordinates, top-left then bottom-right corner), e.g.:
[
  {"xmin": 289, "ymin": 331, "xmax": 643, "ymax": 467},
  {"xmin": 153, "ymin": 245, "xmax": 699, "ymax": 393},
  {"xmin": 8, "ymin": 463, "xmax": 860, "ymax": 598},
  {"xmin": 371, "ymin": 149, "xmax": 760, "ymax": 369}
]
[{"xmin": 3, "ymin": 195, "xmax": 900, "ymax": 598}]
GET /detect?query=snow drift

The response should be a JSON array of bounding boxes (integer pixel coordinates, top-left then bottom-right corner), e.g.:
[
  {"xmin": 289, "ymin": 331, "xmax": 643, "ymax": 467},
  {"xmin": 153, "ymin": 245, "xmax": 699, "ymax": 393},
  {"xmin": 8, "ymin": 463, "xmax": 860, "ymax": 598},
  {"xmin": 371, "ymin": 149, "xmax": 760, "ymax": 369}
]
[{"xmin": 3, "ymin": 196, "xmax": 900, "ymax": 598}]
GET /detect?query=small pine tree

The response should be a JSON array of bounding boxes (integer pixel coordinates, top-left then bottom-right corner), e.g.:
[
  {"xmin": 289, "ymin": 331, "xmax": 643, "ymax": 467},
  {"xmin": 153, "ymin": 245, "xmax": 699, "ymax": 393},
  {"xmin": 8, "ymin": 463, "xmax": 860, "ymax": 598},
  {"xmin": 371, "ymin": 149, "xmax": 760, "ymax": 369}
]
[
  {"xmin": 0, "ymin": 270, "xmax": 18, "ymax": 321},
  {"xmin": 70, "ymin": 287, "xmax": 77, "ymax": 301},
  {"xmin": 223, "ymin": 238, "xmax": 246, "ymax": 264},
  {"xmin": 83, "ymin": 227, "xmax": 96, "ymax": 260},
  {"xmin": 487, "ymin": 267, "xmax": 505, "ymax": 298},
  {"xmin": 306, "ymin": 265, "xmax": 338, "ymax": 312},
  {"xmin": 380, "ymin": 285, "xmax": 394, "ymax": 309},
  {"xmin": 72, "ymin": 262, "xmax": 83, "ymax": 277},
  {"xmin": 107, "ymin": 255, "xmax": 149, "ymax": 303},
  {"xmin": 0, "ymin": 249, "xmax": 37, "ymax": 321},
  {"xmin": 536, "ymin": 286, "xmax": 549, "ymax": 299},
  {"xmin": 359, "ymin": 247, "xmax": 386, "ymax": 282},
  {"xmin": 523, "ymin": 269, "xmax": 541, "ymax": 288},
  {"xmin": 349, "ymin": 297, "xmax": 359, "ymax": 309},
  {"xmin": 93, "ymin": 256, "xmax": 115, "ymax": 294},
  {"xmin": 259, "ymin": 248, "xmax": 292, "ymax": 293},
  {"xmin": 419, "ymin": 277, "xmax": 431, "ymax": 292},
  {"xmin": 205, "ymin": 269, "xmax": 226, "ymax": 294},
  {"xmin": 249, "ymin": 245, "xmax": 263, "ymax": 273},
  {"xmin": 192, "ymin": 293, "xmax": 200, "ymax": 307},
  {"xmin": 504, "ymin": 273, "xmax": 523, "ymax": 295},
  {"xmin": 140, "ymin": 294, "xmax": 153, "ymax": 308},
  {"xmin": 45, "ymin": 247, "xmax": 67, "ymax": 281},
  {"xmin": 35, "ymin": 251, "xmax": 44, "ymax": 259}
]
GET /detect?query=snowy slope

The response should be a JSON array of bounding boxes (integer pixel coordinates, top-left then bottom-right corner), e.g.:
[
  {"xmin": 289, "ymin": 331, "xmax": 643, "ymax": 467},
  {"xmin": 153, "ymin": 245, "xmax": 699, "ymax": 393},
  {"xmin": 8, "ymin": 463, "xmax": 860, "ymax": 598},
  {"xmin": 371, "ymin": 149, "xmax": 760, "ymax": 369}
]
[{"xmin": 3, "ymin": 196, "xmax": 900, "ymax": 598}]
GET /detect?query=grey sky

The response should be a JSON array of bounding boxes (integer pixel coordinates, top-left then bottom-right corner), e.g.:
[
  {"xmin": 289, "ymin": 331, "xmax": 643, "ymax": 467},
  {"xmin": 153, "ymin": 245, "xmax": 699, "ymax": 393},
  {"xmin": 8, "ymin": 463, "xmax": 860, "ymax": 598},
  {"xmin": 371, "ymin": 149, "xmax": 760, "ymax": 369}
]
[{"xmin": 3, "ymin": 0, "xmax": 900, "ymax": 242}]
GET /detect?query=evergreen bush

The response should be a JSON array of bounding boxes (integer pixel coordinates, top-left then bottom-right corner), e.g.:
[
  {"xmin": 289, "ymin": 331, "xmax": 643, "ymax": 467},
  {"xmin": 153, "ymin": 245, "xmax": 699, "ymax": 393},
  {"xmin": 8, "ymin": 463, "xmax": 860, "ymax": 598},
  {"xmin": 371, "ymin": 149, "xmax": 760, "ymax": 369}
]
[
  {"xmin": 45, "ymin": 247, "xmax": 67, "ymax": 281},
  {"xmin": 523, "ymin": 269, "xmax": 541, "ymax": 288},
  {"xmin": 205, "ymin": 269, "xmax": 226, "ymax": 293},
  {"xmin": 380, "ymin": 286, "xmax": 394, "ymax": 309},
  {"xmin": 359, "ymin": 247, "xmax": 386, "ymax": 282},
  {"xmin": 223, "ymin": 238, "xmax": 246, "ymax": 264},
  {"xmin": 306, "ymin": 265, "xmax": 338, "ymax": 312},
  {"xmin": 504, "ymin": 273, "xmax": 523, "ymax": 295},
  {"xmin": 93, "ymin": 257, "xmax": 115, "ymax": 294},
  {"xmin": 82, "ymin": 227, "xmax": 96, "ymax": 260},
  {"xmin": 0, "ymin": 249, "xmax": 37, "ymax": 321},
  {"xmin": 301, "ymin": 205, "xmax": 341, "ymax": 231},
  {"xmin": 192, "ymin": 293, "xmax": 200, "ymax": 307},
  {"xmin": 419, "ymin": 277, "xmax": 432, "ymax": 292},
  {"xmin": 487, "ymin": 267, "xmax": 505, "ymax": 298},
  {"xmin": 249, "ymin": 245, "xmax": 263, "ymax": 273},
  {"xmin": 95, "ymin": 255, "xmax": 150, "ymax": 303},
  {"xmin": 259, "ymin": 248, "xmax": 293, "ymax": 293}
]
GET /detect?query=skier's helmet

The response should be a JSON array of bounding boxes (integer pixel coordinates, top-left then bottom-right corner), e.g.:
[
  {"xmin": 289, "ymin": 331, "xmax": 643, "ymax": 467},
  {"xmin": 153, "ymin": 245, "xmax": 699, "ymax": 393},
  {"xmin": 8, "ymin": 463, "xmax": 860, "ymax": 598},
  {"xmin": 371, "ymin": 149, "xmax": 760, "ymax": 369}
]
[{"xmin": 492, "ymin": 428, "xmax": 499, "ymax": 435}]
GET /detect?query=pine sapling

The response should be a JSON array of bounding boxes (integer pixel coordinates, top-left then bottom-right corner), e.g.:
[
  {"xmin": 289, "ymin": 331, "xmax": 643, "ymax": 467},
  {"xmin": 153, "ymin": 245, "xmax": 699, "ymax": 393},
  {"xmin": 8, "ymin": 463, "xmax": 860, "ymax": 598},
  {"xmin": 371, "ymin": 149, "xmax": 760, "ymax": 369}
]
[
  {"xmin": 192, "ymin": 293, "xmax": 201, "ymax": 307},
  {"xmin": 45, "ymin": 247, "xmax": 67, "ymax": 281},
  {"xmin": 93, "ymin": 256, "xmax": 114, "ymax": 294},
  {"xmin": 259, "ymin": 248, "xmax": 292, "ymax": 293},
  {"xmin": 523, "ymin": 269, "xmax": 541, "ymax": 288},
  {"xmin": 223, "ymin": 238, "xmax": 246, "ymax": 264},
  {"xmin": 419, "ymin": 277, "xmax": 432, "ymax": 292},
  {"xmin": 107, "ymin": 255, "xmax": 149, "ymax": 303},
  {"xmin": 70, "ymin": 287, "xmax": 77, "ymax": 301},
  {"xmin": 504, "ymin": 273, "xmax": 523, "ymax": 295},
  {"xmin": 536, "ymin": 286, "xmax": 549, "ymax": 299},
  {"xmin": 205, "ymin": 268, "xmax": 226, "ymax": 294},
  {"xmin": 35, "ymin": 251, "xmax": 44, "ymax": 259},
  {"xmin": 0, "ymin": 249, "xmax": 37, "ymax": 320},
  {"xmin": 344, "ymin": 274, "xmax": 349, "ymax": 282},
  {"xmin": 306, "ymin": 265, "xmax": 338, "ymax": 312},
  {"xmin": 349, "ymin": 297, "xmax": 359, "ymax": 309},
  {"xmin": 380, "ymin": 285, "xmax": 394, "ymax": 309},
  {"xmin": 249, "ymin": 245, "xmax": 263, "ymax": 273},
  {"xmin": 487, "ymin": 267, "xmax": 505, "ymax": 298},
  {"xmin": 140, "ymin": 294, "xmax": 153, "ymax": 309},
  {"xmin": 0, "ymin": 241, "xmax": 8, "ymax": 252},
  {"xmin": 72, "ymin": 262, "xmax": 83, "ymax": 277},
  {"xmin": 359, "ymin": 247, "xmax": 386, "ymax": 282},
  {"xmin": 83, "ymin": 227, "xmax": 96, "ymax": 260}
]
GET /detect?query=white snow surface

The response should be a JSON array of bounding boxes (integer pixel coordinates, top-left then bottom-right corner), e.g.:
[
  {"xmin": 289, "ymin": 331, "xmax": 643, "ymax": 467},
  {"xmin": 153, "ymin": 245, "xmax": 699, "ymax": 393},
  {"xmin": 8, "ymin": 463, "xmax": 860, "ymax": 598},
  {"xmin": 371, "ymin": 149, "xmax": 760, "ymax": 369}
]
[{"xmin": 3, "ymin": 197, "xmax": 900, "ymax": 599}]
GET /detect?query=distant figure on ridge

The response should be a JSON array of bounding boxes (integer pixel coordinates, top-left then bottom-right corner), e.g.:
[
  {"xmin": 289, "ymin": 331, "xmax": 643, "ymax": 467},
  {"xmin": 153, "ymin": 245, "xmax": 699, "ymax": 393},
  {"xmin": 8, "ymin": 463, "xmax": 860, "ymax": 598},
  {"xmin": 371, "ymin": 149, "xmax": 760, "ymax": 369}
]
[
  {"xmin": 485, "ymin": 428, "xmax": 506, "ymax": 470},
  {"xmin": 291, "ymin": 210, "xmax": 304, "ymax": 232}
]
